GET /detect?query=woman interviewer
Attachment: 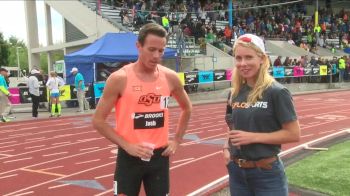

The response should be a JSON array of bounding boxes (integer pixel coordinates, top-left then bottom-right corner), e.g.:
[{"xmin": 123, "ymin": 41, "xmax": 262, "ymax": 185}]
[{"xmin": 223, "ymin": 34, "xmax": 300, "ymax": 196}]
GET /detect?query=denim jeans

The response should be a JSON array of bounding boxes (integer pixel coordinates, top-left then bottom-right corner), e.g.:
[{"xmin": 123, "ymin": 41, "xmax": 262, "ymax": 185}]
[{"xmin": 226, "ymin": 158, "xmax": 288, "ymax": 196}]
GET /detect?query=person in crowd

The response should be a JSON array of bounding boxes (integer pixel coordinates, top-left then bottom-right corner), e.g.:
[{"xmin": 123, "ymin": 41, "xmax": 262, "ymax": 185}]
[
  {"xmin": 0, "ymin": 68, "xmax": 12, "ymax": 122},
  {"xmin": 27, "ymin": 69, "xmax": 41, "ymax": 119},
  {"xmin": 223, "ymin": 34, "xmax": 300, "ymax": 196},
  {"xmin": 46, "ymin": 71, "xmax": 65, "ymax": 117},
  {"xmin": 71, "ymin": 67, "xmax": 90, "ymax": 113},
  {"xmin": 273, "ymin": 56, "xmax": 282, "ymax": 66},
  {"xmin": 338, "ymin": 56, "xmax": 346, "ymax": 82},
  {"xmin": 92, "ymin": 23, "xmax": 192, "ymax": 196}
]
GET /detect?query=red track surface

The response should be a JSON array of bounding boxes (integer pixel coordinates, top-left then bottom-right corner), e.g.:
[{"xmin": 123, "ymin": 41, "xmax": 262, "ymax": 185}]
[{"xmin": 1, "ymin": 90, "xmax": 350, "ymax": 196}]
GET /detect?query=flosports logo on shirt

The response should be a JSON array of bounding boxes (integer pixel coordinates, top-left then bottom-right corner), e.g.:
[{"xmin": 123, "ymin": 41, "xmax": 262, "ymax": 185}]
[
  {"xmin": 232, "ymin": 101, "xmax": 268, "ymax": 109},
  {"xmin": 138, "ymin": 93, "xmax": 161, "ymax": 106}
]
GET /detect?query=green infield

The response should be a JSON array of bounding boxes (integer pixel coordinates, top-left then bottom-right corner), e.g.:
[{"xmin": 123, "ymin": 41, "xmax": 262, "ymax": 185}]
[{"xmin": 286, "ymin": 140, "xmax": 350, "ymax": 195}]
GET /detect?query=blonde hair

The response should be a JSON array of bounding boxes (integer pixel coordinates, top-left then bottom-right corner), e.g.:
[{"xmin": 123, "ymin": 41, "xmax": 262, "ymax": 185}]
[
  {"xmin": 50, "ymin": 71, "xmax": 57, "ymax": 77},
  {"xmin": 231, "ymin": 40, "xmax": 275, "ymax": 104}
]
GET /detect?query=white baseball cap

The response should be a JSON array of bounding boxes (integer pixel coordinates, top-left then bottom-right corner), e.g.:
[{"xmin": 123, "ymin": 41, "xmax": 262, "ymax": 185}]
[
  {"xmin": 70, "ymin": 67, "xmax": 78, "ymax": 73},
  {"xmin": 236, "ymin": 34, "xmax": 265, "ymax": 53},
  {"xmin": 30, "ymin": 69, "xmax": 40, "ymax": 74}
]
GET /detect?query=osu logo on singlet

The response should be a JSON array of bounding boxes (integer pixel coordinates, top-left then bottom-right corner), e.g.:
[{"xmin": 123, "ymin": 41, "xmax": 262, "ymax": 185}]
[{"xmin": 138, "ymin": 93, "xmax": 161, "ymax": 106}]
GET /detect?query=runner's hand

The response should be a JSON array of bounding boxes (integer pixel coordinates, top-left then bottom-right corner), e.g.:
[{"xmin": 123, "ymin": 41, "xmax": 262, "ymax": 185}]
[
  {"xmin": 162, "ymin": 140, "xmax": 179, "ymax": 156},
  {"xmin": 223, "ymin": 148, "xmax": 230, "ymax": 164},
  {"xmin": 124, "ymin": 143, "xmax": 154, "ymax": 160}
]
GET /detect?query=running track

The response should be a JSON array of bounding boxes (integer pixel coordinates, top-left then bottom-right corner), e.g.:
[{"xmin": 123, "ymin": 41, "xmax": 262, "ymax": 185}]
[{"xmin": 1, "ymin": 90, "xmax": 350, "ymax": 196}]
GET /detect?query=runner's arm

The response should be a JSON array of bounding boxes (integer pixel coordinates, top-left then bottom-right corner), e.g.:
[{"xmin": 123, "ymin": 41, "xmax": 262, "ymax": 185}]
[
  {"xmin": 168, "ymin": 71, "xmax": 192, "ymax": 143},
  {"xmin": 92, "ymin": 71, "xmax": 129, "ymax": 148}
]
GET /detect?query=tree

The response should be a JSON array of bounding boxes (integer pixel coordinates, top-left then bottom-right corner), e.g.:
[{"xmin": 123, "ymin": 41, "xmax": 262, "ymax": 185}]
[
  {"xmin": 0, "ymin": 32, "xmax": 10, "ymax": 67},
  {"xmin": 7, "ymin": 36, "xmax": 28, "ymax": 73}
]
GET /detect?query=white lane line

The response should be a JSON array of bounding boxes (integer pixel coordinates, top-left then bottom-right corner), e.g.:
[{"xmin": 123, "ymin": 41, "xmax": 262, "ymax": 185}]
[
  {"xmin": 201, "ymin": 122, "xmax": 214, "ymax": 126},
  {"xmin": 40, "ymin": 166, "xmax": 64, "ymax": 171},
  {"xmin": 95, "ymin": 174, "xmax": 113, "ymax": 179},
  {"xmin": 0, "ymin": 149, "xmax": 15, "ymax": 153},
  {"xmin": 4, "ymin": 157, "xmax": 33, "ymax": 163},
  {"xmin": 25, "ymin": 137, "xmax": 46, "ymax": 141},
  {"xmin": 52, "ymin": 142, "xmax": 71, "ymax": 146},
  {"xmin": 187, "ymin": 175, "xmax": 229, "ymax": 196},
  {"xmin": 19, "ymin": 127, "xmax": 39, "ymax": 131},
  {"xmin": 207, "ymin": 128, "xmax": 225, "ymax": 132},
  {"xmin": 172, "ymin": 158, "xmax": 195, "ymax": 164},
  {"xmin": 48, "ymin": 183, "xmax": 70, "ymax": 189},
  {"xmin": 0, "ymin": 174, "xmax": 18, "ymax": 179},
  {"xmin": 9, "ymin": 191, "xmax": 34, "ymax": 196},
  {"xmin": 24, "ymin": 145, "xmax": 46, "ymax": 150},
  {"xmin": 109, "ymin": 156, "xmax": 116, "ymax": 159},
  {"xmin": 79, "ymin": 147, "xmax": 100, "ymax": 151},
  {"xmin": 9, "ymin": 133, "xmax": 32, "ymax": 137},
  {"xmin": 3, "ymin": 161, "xmax": 115, "ymax": 196},
  {"xmin": 75, "ymin": 159, "xmax": 101, "ymax": 165},
  {"xmin": 186, "ymin": 131, "xmax": 202, "ymax": 134},
  {"xmin": 301, "ymin": 134, "xmax": 314, "ymax": 138},
  {"xmin": 42, "ymin": 152, "xmax": 68, "ymax": 157},
  {"xmin": 0, "ymin": 141, "xmax": 17, "ymax": 145},
  {"xmin": 319, "ymin": 130, "xmax": 337, "ymax": 134},
  {"xmin": 0, "ymin": 153, "xmax": 12, "ymax": 157}
]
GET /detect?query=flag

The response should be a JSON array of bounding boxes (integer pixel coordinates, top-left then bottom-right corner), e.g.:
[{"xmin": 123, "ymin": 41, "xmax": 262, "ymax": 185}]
[{"xmin": 96, "ymin": 0, "xmax": 101, "ymax": 15}]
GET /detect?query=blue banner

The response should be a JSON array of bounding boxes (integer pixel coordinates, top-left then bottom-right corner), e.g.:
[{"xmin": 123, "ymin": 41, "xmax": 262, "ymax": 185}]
[
  {"xmin": 94, "ymin": 82, "xmax": 106, "ymax": 98},
  {"xmin": 198, "ymin": 71, "xmax": 214, "ymax": 83},
  {"xmin": 273, "ymin": 67, "xmax": 285, "ymax": 78}
]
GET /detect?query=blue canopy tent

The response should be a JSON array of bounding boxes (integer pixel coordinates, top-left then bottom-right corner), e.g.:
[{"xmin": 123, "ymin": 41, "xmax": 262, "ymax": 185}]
[{"xmin": 64, "ymin": 32, "xmax": 176, "ymax": 84}]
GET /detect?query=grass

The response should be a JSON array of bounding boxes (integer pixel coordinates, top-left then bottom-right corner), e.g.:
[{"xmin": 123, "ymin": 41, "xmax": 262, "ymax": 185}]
[{"xmin": 286, "ymin": 140, "xmax": 350, "ymax": 196}]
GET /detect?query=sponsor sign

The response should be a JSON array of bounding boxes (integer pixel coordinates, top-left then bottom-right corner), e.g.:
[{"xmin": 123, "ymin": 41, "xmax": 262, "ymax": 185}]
[
  {"xmin": 198, "ymin": 71, "xmax": 214, "ymax": 83},
  {"xmin": 214, "ymin": 70, "xmax": 226, "ymax": 81},
  {"xmin": 184, "ymin": 71, "xmax": 199, "ymax": 84}
]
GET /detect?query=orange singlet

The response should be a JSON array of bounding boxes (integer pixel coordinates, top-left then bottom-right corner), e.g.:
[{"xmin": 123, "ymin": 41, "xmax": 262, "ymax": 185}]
[{"xmin": 115, "ymin": 64, "xmax": 171, "ymax": 148}]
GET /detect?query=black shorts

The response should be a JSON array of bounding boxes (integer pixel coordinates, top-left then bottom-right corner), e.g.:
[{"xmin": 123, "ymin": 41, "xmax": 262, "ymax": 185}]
[{"xmin": 114, "ymin": 147, "xmax": 169, "ymax": 196}]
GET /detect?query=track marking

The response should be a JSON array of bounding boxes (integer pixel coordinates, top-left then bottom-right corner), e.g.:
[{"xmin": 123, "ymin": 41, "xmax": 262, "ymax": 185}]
[
  {"xmin": 0, "ymin": 149, "xmax": 14, "ymax": 153},
  {"xmin": 4, "ymin": 162, "xmax": 115, "ymax": 196},
  {"xmin": 0, "ymin": 140, "xmax": 17, "ymax": 145},
  {"xmin": 25, "ymin": 137, "xmax": 46, "ymax": 141},
  {"xmin": 24, "ymin": 145, "xmax": 46, "ymax": 150},
  {"xmin": 172, "ymin": 158, "xmax": 195, "ymax": 164},
  {"xmin": 4, "ymin": 157, "xmax": 33, "ymax": 163},
  {"xmin": 95, "ymin": 174, "xmax": 113, "ymax": 179},
  {"xmin": 0, "ymin": 153, "xmax": 12, "ymax": 157},
  {"xmin": 52, "ymin": 142, "xmax": 71, "ymax": 146},
  {"xmin": 75, "ymin": 159, "xmax": 101, "ymax": 165},
  {"xmin": 0, "ymin": 174, "xmax": 18, "ymax": 179},
  {"xmin": 48, "ymin": 183, "xmax": 70, "ymax": 189},
  {"xmin": 207, "ymin": 128, "xmax": 225, "ymax": 132},
  {"xmin": 20, "ymin": 168, "xmax": 66, "ymax": 177},
  {"xmin": 42, "ymin": 152, "xmax": 68, "ymax": 157},
  {"xmin": 79, "ymin": 147, "xmax": 100, "ymax": 151},
  {"xmin": 40, "ymin": 166, "xmax": 64, "ymax": 171},
  {"xmin": 7, "ymin": 191, "xmax": 34, "ymax": 196},
  {"xmin": 301, "ymin": 134, "xmax": 314, "ymax": 138}
]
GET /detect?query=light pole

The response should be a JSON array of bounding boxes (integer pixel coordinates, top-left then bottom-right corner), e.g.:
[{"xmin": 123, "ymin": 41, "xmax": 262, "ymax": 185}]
[{"xmin": 16, "ymin": 47, "xmax": 22, "ymax": 79}]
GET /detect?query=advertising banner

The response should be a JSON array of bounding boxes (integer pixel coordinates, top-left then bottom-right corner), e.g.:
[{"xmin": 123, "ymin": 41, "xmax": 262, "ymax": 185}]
[
  {"xmin": 214, "ymin": 70, "xmax": 226, "ymax": 81},
  {"xmin": 304, "ymin": 67, "xmax": 312, "ymax": 76},
  {"xmin": 177, "ymin": 72, "xmax": 185, "ymax": 86},
  {"xmin": 198, "ymin": 71, "xmax": 214, "ymax": 83},
  {"xmin": 8, "ymin": 88, "xmax": 20, "ymax": 104},
  {"xmin": 94, "ymin": 82, "xmax": 106, "ymax": 99},
  {"xmin": 284, "ymin": 67, "xmax": 294, "ymax": 77},
  {"xmin": 184, "ymin": 71, "xmax": 199, "ymax": 84},
  {"xmin": 293, "ymin": 66, "xmax": 304, "ymax": 77},
  {"xmin": 319, "ymin": 65, "xmax": 327, "ymax": 76},
  {"xmin": 312, "ymin": 67, "xmax": 320, "ymax": 75},
  {"xmin": 226, "ymin": 69, "xmax": 232, "ymax": 80},
  {"xmin": 273, "ymin": 67, "xmax": 285, "ymax": 78}
]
